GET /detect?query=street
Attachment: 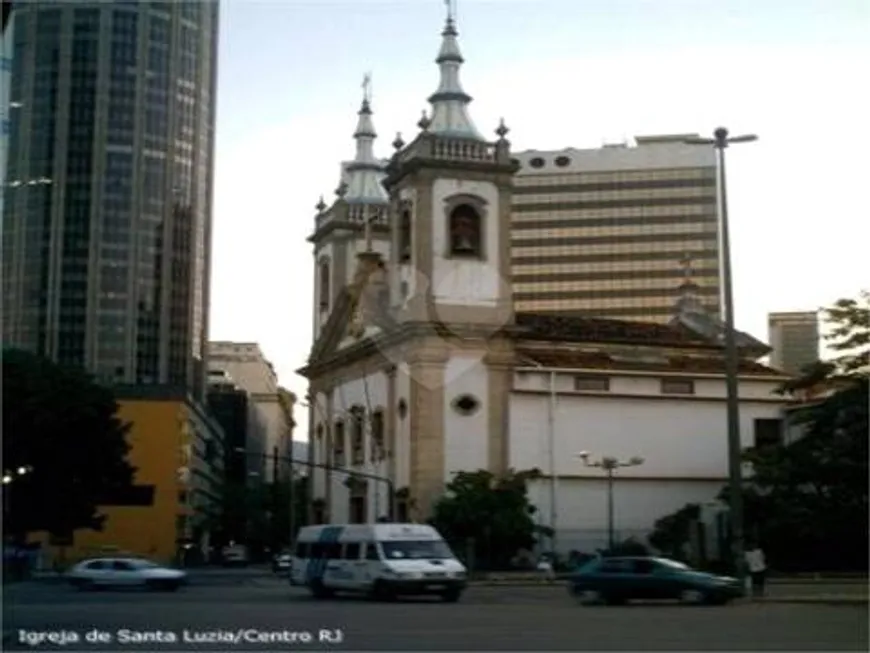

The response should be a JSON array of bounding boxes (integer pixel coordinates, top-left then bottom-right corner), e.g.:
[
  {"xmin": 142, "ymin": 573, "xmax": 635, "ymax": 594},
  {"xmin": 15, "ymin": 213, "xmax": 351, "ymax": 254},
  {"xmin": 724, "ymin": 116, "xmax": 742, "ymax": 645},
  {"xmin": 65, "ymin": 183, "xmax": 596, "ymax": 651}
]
[{"xmin": 3, "ymin": 580, "xmax": 867, "ymax": 651}]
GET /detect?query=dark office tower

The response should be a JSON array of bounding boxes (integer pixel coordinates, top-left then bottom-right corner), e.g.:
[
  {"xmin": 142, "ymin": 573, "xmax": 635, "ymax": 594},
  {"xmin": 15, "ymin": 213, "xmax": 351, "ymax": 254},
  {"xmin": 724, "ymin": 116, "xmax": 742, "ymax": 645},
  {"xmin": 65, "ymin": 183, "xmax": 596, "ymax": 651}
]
[{"xmin": 1, "ymin": 1, "xmax": 218, "ymax": 398}]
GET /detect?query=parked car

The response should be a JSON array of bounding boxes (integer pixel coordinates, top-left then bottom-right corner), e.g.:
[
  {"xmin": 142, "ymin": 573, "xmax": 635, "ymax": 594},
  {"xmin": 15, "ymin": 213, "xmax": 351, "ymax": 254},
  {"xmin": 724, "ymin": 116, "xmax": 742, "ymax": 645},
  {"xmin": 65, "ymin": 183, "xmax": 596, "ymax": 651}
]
[
  {"xmin": 67, "ymin": 557, "xmax": 186, "ymax": 591},
  {"xmin": 273, "ymin": 552, "xmax": 292, "ymax": 574},
  {"xmin": 221, "ymin": 544, "xmax": 249, "ymax": 567},
  {"xmin": 567, "ymin": 556, "xmax": 741, "ymax": 605}
]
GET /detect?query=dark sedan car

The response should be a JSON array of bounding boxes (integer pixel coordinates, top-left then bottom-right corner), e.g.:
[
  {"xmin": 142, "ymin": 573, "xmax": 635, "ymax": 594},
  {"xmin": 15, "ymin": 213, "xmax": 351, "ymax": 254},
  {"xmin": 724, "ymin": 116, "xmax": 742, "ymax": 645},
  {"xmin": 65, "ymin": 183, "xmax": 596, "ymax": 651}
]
[{"xmin": 567, "ymin": 556, "xmax": 742, "ymax": 605}]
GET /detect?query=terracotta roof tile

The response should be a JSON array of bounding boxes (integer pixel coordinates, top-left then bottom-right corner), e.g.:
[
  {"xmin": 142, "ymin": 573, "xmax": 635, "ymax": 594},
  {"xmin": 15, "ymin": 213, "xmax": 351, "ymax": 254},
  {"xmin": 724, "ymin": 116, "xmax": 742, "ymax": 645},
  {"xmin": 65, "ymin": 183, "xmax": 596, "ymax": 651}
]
[
  {"xmin": 515, "ymin": 312, "xmax": 713, "ymax": 348},
  {"xmin": 518, "ymin": 349, "xmax": 783, "ymax": 376}
]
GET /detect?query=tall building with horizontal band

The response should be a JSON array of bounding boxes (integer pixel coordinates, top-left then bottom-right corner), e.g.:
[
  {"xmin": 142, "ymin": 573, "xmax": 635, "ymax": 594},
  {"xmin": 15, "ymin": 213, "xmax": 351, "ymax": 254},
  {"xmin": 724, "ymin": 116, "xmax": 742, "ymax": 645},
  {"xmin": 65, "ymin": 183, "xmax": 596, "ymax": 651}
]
[{"xmin": 511, "ymin": 137, "xmax": 720, "ymax": 322}]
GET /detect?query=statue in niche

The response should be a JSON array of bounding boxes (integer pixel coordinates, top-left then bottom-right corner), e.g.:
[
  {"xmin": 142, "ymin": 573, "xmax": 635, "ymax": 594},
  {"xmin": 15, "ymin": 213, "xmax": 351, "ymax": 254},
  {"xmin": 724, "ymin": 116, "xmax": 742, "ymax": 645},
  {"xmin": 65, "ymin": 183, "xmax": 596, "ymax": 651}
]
[{"xmin": 448, "ymin": 204, "xmax": 482, "ymax": 256}]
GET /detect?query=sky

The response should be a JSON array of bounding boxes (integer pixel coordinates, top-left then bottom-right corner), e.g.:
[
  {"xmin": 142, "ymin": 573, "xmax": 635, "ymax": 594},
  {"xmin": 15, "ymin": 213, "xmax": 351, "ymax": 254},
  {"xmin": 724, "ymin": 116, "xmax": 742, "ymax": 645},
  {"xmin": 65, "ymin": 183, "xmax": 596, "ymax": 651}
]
[{"xmin": 209, "ymin": 0, "xmax": 870, "ymax": 430}]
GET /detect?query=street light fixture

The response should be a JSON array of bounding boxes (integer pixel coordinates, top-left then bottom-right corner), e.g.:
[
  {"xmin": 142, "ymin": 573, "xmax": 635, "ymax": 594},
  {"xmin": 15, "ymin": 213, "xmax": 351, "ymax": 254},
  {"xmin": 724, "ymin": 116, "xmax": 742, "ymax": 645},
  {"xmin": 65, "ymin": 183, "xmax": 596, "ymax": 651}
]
[
  {"xmin": 684, "ymin": 127, "xmax": 757, "ymax": 583},
  {"xmin": 577, "ymin": 452, "xmax": 644, "ymax": 551}
]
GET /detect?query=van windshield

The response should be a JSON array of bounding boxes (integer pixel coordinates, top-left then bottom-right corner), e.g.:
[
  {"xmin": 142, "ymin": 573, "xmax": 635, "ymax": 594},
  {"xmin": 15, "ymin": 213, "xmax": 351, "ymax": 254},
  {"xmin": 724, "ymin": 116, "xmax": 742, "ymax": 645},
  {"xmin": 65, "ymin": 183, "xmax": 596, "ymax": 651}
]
[{"xmin": 381, "ymin": 540, "xmax": 454, "ymax": 560}]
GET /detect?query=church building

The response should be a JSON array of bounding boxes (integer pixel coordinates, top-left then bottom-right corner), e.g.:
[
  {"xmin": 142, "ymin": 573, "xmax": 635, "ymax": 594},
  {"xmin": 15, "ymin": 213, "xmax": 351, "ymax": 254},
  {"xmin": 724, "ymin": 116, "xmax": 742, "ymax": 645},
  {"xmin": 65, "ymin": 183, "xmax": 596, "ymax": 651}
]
[{"xmin": 299, "ymin": 11, "xmax": 790, "ymax": 552}]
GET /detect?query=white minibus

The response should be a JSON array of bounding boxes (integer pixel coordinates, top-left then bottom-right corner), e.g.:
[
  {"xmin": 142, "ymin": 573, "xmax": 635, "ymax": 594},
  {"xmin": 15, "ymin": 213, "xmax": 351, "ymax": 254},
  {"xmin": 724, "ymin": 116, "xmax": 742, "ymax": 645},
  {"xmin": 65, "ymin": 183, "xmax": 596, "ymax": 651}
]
[{"xmin": 290, "ymin": 523, "xmax": 467, "ymax": 602}]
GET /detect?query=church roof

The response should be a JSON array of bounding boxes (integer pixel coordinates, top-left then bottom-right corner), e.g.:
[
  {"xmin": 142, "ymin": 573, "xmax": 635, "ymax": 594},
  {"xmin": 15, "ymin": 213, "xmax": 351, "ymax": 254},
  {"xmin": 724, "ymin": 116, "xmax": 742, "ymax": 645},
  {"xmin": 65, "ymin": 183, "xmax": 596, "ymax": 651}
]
[
  {"xmin": 518, "ymin": 348, "xmax": 786, "ymax": 377},
  {"xmin": 514, "ymin": 313, "xmax": 715, "ymax": 349}
]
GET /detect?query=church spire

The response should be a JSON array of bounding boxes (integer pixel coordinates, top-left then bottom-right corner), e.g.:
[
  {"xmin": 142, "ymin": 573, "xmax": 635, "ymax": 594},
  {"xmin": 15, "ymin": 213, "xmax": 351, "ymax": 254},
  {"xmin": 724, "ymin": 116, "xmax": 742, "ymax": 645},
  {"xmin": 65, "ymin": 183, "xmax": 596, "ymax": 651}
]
[
  {"xmin": 343, "ymin": 74, "xmax": 388, "ymax": 205},
  {"xmin": 425, "ymin": 0, "xmax": 483, "ymax": 140},
  {"xmin": 350, "ymin": 73, "xmax": 378, "ymax": 168}
]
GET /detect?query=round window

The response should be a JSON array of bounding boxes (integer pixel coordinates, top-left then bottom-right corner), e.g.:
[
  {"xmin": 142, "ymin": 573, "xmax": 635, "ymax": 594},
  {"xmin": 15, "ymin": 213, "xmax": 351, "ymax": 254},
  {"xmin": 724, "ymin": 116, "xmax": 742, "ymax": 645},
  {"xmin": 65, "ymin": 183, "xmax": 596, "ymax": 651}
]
[
  {"xmin": 555, "ymin": 155, "xmax": 571, "ymax": 167},
  {"xmin": 452, "ymin": 394, "xmax": 480, "ymax": 416},
  {"xmin": 529, "ymin": 157, "xmax": 545, "ymax": 168}
]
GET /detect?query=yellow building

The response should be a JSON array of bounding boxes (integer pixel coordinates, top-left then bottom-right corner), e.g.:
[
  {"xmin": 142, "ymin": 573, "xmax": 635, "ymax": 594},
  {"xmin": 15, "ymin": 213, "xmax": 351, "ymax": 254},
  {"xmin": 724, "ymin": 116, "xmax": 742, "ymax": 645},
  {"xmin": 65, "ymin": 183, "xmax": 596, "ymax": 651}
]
[{"xmin": 30, "ymin": 386, "xmax": 225, "ymax": 567}]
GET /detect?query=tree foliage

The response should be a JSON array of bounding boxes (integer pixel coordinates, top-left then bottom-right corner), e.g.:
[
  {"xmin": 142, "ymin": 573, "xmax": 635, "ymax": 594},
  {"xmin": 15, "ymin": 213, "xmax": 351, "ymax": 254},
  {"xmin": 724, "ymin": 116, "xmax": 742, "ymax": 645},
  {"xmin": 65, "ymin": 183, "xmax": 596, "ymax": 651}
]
[
  {"xmin": 2, "ymin": 348, "xmax": 136, "ymax": 538},
  {"xmin": 429, "ymin": 468, "xmax": 547, "ymax": 571},
  {"xmin": 823, "ymin": 289, "xmax": 869, "ymax": 375},
  {"xmin": 648, "ymin": 503, "xmax": 699, "ymax": 560}
]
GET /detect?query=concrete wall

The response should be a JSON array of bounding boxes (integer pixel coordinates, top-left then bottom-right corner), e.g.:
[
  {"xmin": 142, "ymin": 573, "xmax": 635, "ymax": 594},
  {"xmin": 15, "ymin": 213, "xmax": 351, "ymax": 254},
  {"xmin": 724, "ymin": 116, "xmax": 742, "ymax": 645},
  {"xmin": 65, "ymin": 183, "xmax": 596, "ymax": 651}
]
[
  {"xmin": 443, "ymin": 353, "xmax": 490, "ymax": 482},
  {"xmin": 510, "ymin": 371, "xmax": 787, "ymax": 552}
]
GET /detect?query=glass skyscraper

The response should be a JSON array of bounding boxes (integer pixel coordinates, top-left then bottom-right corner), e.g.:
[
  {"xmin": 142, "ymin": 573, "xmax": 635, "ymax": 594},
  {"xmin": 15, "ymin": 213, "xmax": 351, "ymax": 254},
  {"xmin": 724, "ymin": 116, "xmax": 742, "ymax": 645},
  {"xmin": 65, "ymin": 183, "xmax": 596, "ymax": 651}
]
[{"xmin": 1, "ymin": 1, "xmax": 218, "ymax": 397}]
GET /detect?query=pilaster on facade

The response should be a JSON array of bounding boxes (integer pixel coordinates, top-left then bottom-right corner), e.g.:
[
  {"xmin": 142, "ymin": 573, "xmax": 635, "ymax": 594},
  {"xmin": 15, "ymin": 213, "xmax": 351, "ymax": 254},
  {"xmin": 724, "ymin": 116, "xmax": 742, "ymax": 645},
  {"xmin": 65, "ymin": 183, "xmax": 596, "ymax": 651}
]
[{"xmin": 407, "ymin": 354, "xmax": 447, "ymax": 520}]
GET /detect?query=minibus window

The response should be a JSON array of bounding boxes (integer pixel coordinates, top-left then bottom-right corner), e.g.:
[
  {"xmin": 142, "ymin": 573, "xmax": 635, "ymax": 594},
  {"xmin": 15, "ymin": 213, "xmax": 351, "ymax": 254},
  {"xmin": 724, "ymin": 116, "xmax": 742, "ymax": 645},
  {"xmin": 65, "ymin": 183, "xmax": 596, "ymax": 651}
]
[
  {"xmin": 381, "ymin": 540, "xmax": 453, "ymax": 560},
  {"xmin": 364, "ymin": 543, "xmax": 381, "ymax": 560},
  {"xmin": 294, "ymin": 542, "xmax": 309, "ymax": 558},
  {"xmin": 343, "ymin": 543, "xmax": 361, "ymax": 560},
  {"xmin": 325, "ymin": 543, "xmax": 342, "ymax": 559},
  {"xmin": 310, "ymin": 543, "xmax": 326, "ymax": 559}
]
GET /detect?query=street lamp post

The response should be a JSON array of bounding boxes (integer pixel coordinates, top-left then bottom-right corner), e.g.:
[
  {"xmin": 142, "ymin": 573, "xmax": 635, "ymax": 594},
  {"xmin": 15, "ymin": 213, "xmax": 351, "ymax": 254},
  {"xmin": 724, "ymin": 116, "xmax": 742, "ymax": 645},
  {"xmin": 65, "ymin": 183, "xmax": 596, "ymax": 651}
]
[
  {"xmin": 685, "ymin": 127, "xmax": 757, "ymax": 582},
  {"xmin": 577, "ymin": 452, "xmax": 644, "ymax": 551},
  {"xmin": 236, "ymin": 449, "xmax": 395, "ymax": 537}
]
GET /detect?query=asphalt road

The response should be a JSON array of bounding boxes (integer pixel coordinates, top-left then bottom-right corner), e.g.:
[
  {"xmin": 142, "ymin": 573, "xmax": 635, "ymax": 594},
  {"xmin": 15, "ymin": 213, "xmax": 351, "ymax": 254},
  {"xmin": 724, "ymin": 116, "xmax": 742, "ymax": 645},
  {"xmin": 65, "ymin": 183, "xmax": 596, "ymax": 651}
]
[{"xmin": 3, "ymin": 582, "xmax": 867, "ymax": 651}]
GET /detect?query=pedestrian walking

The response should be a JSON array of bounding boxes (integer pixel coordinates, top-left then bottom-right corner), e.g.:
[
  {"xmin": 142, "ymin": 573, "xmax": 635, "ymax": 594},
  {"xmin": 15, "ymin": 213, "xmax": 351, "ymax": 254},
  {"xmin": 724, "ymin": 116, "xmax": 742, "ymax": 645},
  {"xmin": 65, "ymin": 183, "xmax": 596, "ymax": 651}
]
[{"xmin": 744, "ymin": 544, "xmax": 767, "ymax": 598}]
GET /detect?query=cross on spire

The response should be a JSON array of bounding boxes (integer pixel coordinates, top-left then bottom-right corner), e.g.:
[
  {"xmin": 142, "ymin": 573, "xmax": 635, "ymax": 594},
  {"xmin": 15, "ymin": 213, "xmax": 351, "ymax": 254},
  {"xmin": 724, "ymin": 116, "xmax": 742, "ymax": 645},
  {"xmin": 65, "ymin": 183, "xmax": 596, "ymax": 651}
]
[
  {"xmin": 362, "ymin": 72, "xmax": 372, "ymax": 103},
  {"xmin": 679, "ymin": 252, "xmax": 694, "ymax": 280},
  {"xmin": 445, "ymin": 0, "xmax": 456, "ymax": 22},
  {"xmin": 363, "ymin": 206, "xmax": 378, "ymax": 252}
]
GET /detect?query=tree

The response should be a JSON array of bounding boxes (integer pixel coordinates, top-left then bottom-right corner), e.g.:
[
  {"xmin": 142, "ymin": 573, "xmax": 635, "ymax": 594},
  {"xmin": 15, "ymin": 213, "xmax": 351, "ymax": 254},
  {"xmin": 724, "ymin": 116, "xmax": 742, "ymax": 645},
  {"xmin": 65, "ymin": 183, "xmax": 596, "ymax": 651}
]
[
  {"xmin": 429, "ymin": 468, "xmax": 548, "ymax": 571},
  {"xmin": 822, "ymin": 290, "xmax": 869, "ymax": 375},
  {"xmin": 743, "ymin": 376, "xmax": 869, "ymax": 570},
  {"xmin": 648, "ymin": 503, "xmax": 699, "ymax": 560},
  {"xmin": 2, "ymin": 348, "xmax": 136, "ymax": 539}
]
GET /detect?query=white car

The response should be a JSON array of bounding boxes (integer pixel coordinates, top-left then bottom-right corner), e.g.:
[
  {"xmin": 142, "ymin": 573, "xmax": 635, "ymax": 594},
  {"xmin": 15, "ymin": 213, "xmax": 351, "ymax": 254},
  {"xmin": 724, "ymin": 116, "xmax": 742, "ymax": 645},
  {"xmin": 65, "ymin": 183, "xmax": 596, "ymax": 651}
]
[{"xmin": 67, "ymin": 557, "xmax": 187, "ymax": 591}]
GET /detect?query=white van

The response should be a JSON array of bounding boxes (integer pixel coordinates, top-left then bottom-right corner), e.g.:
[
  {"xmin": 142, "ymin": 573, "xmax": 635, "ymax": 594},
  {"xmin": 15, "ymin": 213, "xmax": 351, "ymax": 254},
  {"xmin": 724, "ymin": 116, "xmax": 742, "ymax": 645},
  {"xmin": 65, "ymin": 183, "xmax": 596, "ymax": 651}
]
[{"xmin": 290, "ymin": 523, "xmax": 467, "ymax": 602}]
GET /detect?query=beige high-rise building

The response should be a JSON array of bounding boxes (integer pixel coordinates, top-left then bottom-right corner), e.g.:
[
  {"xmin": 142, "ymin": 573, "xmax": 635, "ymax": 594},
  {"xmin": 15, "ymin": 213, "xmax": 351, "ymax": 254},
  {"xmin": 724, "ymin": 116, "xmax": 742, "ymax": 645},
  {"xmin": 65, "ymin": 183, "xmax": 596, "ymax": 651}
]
[
  {"xmin": 208, "ymin": 342, "xmax": 295, "ymax": 482},
  {"xmin": 511, "ymin": 135, "xmax": 720, "ymax": 322},
  {"xmin": 767, "ymin": 311, "xmax": 820, "ymax": 375}
]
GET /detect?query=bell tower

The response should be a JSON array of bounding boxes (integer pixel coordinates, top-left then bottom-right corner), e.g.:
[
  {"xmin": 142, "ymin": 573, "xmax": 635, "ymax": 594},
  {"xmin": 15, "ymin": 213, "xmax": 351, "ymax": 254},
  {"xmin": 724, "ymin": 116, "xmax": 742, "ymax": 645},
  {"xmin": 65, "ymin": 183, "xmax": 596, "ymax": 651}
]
[
  {"xmin": 383, "ymin": 11, "xmax": 519, "ymax": 330},
  {"xmin": 309, "ymin": 76, "xmax": 390, "ymax": 341}
]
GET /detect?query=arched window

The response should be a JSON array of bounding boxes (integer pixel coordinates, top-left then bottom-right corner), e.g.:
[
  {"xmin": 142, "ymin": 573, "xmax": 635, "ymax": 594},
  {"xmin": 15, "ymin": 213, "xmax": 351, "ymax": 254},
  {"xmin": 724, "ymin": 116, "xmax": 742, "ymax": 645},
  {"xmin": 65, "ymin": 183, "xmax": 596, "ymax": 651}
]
[
  {"xmin": 399, "ymin": 209, "xmax": 412, "ymax": 263},
  {"xmin": 315, "ymin": 424, "xmax": 324, "ymax": 463},
  {"xmin": 370, "ymin": 409, "xmax": 385, "ymax": 460},
  {"xmin": 333, "ymin": 420, "xmax": 345, "ymax": 466},
  {"xmin": 350, "ymin": 406, "xmax": 365, "ymax": 465},
  {"xmin": 318, "ymin": 258, "xmax": 330, "ymax": 310},
  {"xmin": 448, "ymin": 203, "xmax": 482, "ymax": 257}
]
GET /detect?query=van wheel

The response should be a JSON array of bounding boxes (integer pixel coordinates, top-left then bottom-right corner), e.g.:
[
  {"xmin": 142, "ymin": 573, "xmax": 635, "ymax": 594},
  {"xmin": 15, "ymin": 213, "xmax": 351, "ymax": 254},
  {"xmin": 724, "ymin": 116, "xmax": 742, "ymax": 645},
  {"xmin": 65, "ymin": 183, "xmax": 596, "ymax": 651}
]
[
  {"xmin": 309, "ymin": 581, "xmax": 334, "ymax": 599},
  {"xmin": 440, "ymin": 588, "xmax": 461, "ymax": 603},
  {"xmin": 370, "ymin": 581, "xmax": 395, "ymax": 602}
]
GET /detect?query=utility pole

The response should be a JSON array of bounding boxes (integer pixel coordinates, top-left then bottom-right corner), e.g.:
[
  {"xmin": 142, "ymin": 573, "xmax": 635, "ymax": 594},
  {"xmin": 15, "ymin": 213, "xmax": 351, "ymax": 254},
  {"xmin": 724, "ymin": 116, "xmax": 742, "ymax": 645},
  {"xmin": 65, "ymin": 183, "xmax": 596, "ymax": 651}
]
[{"xmin": 685, "ymin": 128, "xmax": 758, "ymax": 584}]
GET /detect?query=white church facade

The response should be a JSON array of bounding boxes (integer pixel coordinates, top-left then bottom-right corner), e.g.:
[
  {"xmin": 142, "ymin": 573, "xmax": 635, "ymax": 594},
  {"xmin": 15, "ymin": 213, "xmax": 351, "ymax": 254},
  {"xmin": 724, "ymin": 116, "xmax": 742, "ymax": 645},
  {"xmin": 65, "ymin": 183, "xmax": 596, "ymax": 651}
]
[{"xmin": 299, "ymin": 11, "xmax": 791, "ymax": 552}]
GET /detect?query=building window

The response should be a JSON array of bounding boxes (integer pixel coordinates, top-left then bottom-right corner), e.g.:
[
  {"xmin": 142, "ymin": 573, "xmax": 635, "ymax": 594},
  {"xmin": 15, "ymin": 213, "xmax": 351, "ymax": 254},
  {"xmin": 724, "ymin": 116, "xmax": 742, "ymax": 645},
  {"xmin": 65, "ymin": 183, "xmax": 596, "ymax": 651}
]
[
  {"xmin": 370, "ymin": 410, "xmax": 385, "ymax": 460},
  {"xmin": 350, "ymin": 407, "xmax": 365, "ymax": 465},
  {"xmin": 349, "ymin": 496, "xmax": 366, "ymax": 524},
  {"xmin": 318, "ymin": 258, "xmax": 330, "ymax": 310},
  {"xmin": 452, "ymin": 394, "xmax": 480, "ymax": 416},
  {"xmin": 753, "ymin": 418, "xmax": 782, "ymax": 449},
  {"xmin": 574, "ymin": 376, "xmax": 610, "ymax": 392},
  {"xmin": 555, "ymin": 155, "xmax": 571, "ymax": 167},
  {"xmin": 396, "ymin": 499, "xmax": 409, "ymax": 523},
  {"xmin": 660, "ymin": 379, "xmax": 695, "ymax": 395},
  {"xmin": 529, "ymin": 157, "xmax": 545, "ymax": 168},
  {"xmin": 397, "ymin": 398, "xmax": 407, "ymax": 420},
  {"xmin": 448, "ymin": 204, "xmax": 482, "ymax": 258},
  {"xmin": 333, "ymin": 420, "xmax": 345, "ymax": 466},
  {"xmin": 399, "ymin": 208, "xmax": 411, "ymax": 263}
]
